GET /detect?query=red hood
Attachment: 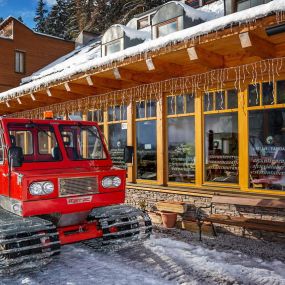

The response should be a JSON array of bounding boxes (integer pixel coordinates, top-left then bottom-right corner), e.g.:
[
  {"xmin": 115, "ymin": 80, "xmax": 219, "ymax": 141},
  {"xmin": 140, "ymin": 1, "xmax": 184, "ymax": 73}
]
[{"xmin": 16, "ymin": 166, "xmax": 123, "ymax": 178}]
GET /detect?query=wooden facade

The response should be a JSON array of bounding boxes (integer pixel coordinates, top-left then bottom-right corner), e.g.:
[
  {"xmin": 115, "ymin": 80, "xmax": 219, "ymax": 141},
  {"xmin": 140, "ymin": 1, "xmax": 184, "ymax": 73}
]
[
  {"xmin": 0, "ymin": 17, "xmax": 75, "ymax": 92},
  {"xmin": 1, "ymin": 8, "xmax": 285, "ymax": 199}
]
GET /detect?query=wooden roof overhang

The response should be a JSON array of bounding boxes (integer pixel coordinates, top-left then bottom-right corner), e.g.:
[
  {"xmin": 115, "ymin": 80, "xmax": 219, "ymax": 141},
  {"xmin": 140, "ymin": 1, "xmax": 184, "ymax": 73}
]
[{"xmin": 2, "ymin": 13, "xmax": 285, "ymax": 117}]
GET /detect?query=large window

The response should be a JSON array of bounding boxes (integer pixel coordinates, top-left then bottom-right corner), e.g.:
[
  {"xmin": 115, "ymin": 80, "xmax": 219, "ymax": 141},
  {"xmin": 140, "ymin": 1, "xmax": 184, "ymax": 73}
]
[
  {"xmin": 249, "ymin": 109, "xmax": 285, "ymax": 191},
  {"xmin": 167, "ymin": 94, "xmax": 195, "ymax": 183},
  {"xmin": 157, "ymin": 19, "xmax": 178, "ymax": 37},
  {"xmin": 15, "ymin": 50, "xmax": 25, "ymax": 74},
  {"xmin": 108, "ymin": 105, "xmax": 127, "ymax": 170},
  {"xmin": 136, "ymin": 100, "xmax": 157, "ymax": 180},
  {"xmin": 204, "ymin": 90, "xmax": 239, "ymax": 184}
]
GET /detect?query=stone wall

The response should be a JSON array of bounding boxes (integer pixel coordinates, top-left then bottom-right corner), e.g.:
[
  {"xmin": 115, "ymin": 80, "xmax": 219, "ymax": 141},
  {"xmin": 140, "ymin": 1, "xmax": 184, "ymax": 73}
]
[{"xmin": 126, "ymin": 188, "xmax": 285, "ymax": 242}]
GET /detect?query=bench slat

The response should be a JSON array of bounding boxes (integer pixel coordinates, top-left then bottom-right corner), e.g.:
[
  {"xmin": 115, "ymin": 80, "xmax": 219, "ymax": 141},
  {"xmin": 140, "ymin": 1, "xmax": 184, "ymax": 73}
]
[{"xmin": 211, "ymin": 195, "xmax": 285, "ymax": 209}]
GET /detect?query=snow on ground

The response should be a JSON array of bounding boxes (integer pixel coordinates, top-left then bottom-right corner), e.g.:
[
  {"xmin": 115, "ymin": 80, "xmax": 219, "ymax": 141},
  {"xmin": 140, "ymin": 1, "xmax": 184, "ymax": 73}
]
[{"xmin": 1, "ymin": 227, "xmax": 285, "ymax": 285}]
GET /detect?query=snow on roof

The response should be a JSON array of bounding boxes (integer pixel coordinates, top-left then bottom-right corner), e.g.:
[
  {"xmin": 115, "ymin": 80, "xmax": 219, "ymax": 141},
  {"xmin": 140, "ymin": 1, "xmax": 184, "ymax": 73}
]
[
  {"xmin": 174, "ymin": 1, "xmax": 218, "ymax": 21},
  {"xmin": 112, "ymin": 24, "xmax": 151, "ymax": 41},
  {"xmin": 1, "ymin": 0, "xmax": 284, "ymax": 101},
  {"xmin": 198, "ymin": 0, "xmax": 225, "ymax": 18},
  {"xmin": 21, "ymin": 41, "xmax": 102, "ymax": 84}
]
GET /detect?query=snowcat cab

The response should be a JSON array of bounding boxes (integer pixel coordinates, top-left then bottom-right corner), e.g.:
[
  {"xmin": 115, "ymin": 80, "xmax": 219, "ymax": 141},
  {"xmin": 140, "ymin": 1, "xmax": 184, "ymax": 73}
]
[{"xmin": 0, "ymin": 117, "xmax": 151, "ymax": 274}]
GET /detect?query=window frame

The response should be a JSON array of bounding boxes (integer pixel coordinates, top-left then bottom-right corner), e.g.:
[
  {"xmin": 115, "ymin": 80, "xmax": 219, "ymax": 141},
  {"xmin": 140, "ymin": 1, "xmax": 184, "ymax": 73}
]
[
  {"xmin": 246, "ymin": 78, "xmax": 285, "ymax": 193},
  {"xmin": 156, "ymin": 17, "xmax": 179, "ymax": 38},
  {"xmin": 137, "ymin": 16, "xmax": 149, "ymax": 30},
  {"xmin": 104, "ymin": 39, "xmax": 122, "ymax": 56},
  {"xmin": 14, "ymin": 50, "xmax": 25, "ymax": 74},
  {"xmin": 203, "ymin": 89, "xmax": 239, "ymax": 187},
  {"xmin": 166, "ymin": 93, "xmax": 196, "ymax": 186},
  {"xmin": 135, "ymin": 99, "xmax": 158, "ymax": 183},
  {"xmin": 107, "ymin": 104, "xmax": 128, "ymax": 170}
]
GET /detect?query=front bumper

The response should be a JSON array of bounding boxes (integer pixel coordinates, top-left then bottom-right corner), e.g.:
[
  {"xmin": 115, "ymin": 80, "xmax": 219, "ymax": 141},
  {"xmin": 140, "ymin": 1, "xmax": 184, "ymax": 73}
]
[{"xmin": 21, "ymin": 191, "xmax": 125, "ymax": 217}]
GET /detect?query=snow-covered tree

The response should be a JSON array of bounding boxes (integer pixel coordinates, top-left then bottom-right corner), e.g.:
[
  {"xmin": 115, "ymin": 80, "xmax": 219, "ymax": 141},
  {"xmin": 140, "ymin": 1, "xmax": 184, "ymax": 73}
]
[
  {"xmin": 45, "ymin": 0, "xmax": 69, "ymax": 38},
  {"xmin": 34, "ymin": 0, "xmax": 47, "ymax": 33}
]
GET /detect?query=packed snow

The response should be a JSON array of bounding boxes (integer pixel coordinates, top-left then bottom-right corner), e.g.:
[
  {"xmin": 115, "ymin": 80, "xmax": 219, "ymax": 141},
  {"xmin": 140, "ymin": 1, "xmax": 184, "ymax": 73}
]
[
  {"xmin": 199, "ymin": 0, "xmax": 225, "ymax": 18},
  {"xmin": 1, "ymin": 0, "xmax": 285, "ymax": 102},
  {"xmin": 1, "ymin": 227, "xmax": 284, "ymax": 285},
  {"xmin": 114, "ymin": 24, "xmax": 151, "ymax": 41}
]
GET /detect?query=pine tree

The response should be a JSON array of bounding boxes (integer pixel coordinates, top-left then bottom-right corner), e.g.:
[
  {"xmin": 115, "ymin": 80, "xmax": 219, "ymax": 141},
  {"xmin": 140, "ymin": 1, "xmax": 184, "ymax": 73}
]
[
  {"xmin": 65, "ymin": 0, "xmax": 80, "ymax": 40},
  {"xmin": 0, "ymin": 17, "xmax": 4, "ymax": 23},
  {"xmin": 34, "ymin": 0, "xmax": 47, "ymax": 33},
  {"xmin": 45, "ymin": 0, "xmax": 69, "ymax": 39},
  {"xmin": 17, "ymin": 16, "xmax": 24, "ymax": 23}
]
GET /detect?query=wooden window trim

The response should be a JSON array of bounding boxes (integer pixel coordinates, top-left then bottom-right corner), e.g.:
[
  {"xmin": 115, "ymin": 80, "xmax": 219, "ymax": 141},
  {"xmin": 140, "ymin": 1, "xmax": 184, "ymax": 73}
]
[
  {"xmin": 203, "ymin": 89, "xmax": 239, "ymax": 187},
  {"xmin": 14, "ymin": 50, "xmax": 26, "ymax": 74},
  {"xmin": 166, "ymin": 94, "xmax": 196, "ymax": 185}
]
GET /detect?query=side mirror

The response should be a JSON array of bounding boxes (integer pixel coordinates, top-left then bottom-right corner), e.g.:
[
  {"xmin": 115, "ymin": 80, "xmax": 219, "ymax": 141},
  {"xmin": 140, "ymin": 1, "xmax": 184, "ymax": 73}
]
[
  {"xmin": 8, "ymin": 146, "xmax": 24, "ymax": 167},
  {"xmin": 124, "ymin": 146, "xmax": 134, "ymax": 164}
]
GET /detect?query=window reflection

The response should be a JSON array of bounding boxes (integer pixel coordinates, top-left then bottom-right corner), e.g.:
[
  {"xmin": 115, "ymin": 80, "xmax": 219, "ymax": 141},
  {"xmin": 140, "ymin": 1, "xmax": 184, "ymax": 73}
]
[
  {"xmin": 205, "ymin": 113, "xmax": 239, "ymax": 183},
  {"xmin": 109, "ymin": 123, "xmax": 127, "ymax": 170},
  {"xmin": 249, "ymin": 109, "xmax": 285, "ymax": 190},
  {"xmin": 277, "ymin": 80, "xmax": 285, "ymax": 104},
  {"xmin": 168, "ymin": 117, "xmax": 195, "ymax": 183},
  {"xmin": 262, "ymin": 82, "xmax": 274, "ymax": 105},
  {"xmin": 157, "ymin": 20, "xmax": 178, "ymax": 37},
  {"xmin": 204, "ymin": 92, "xmax": 214, "ymax": 111},
  {"xmin": 248, "ymin": 84, "xmax": 260, "ymax": 107},
  {"xmin": 106, "ymin": 40, "xmax": 121, "ymax": 55},
  {"xmin": 137, "ymin": 120, "xmax": 157, "ymax": 180}
]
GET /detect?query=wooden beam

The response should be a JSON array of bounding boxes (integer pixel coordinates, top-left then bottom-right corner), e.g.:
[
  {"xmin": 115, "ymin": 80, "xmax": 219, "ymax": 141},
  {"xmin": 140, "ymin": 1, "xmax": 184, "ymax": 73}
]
[
  {"xmin": 239, "ymin": 32, "xmax": 276, "ymax": 59},
  {"xmin": 151, "ymin": 58, "xmax": 185, "ymax": 77},
  {"xmin": 118, "ymin": 67, "xmax": 170, "ymax": 84},
  {"xmin": 38, "ymin": 88, "xmax": 87, "ymax": 100},
  {"xmin": 187, "ymin": 47, "xmax": 224, "ymax": 69}
]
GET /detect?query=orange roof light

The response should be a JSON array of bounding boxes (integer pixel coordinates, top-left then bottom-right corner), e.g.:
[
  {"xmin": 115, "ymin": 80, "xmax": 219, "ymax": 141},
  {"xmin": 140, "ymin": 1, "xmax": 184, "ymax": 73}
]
[{"xmin": 44, "ymin": 111, "xmax": 54, "ymax": 119}]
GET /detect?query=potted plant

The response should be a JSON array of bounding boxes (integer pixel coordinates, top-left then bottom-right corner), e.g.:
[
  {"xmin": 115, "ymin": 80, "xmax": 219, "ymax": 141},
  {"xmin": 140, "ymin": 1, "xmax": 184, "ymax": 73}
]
[{"xmin": 160, "ymin": 211, "xmax": 177, "ymax": 228}]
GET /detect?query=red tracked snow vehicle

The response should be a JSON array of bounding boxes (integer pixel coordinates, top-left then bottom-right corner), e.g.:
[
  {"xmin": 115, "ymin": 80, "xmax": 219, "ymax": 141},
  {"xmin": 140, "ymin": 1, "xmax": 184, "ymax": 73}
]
[{"xmin": 0, "ymin": 117, "xmax": 151, "ymax": 273}]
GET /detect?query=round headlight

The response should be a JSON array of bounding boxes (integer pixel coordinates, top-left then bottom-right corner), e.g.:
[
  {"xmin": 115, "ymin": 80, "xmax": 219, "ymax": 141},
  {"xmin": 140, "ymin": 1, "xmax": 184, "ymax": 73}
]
[
  {"xmin": 112, "ymin": 177, "xmax": 121, "ymax": 187},
  {"xmin": 29, "ymin": 182, "xmax": 43, "ymax": 196},
  {"xmin": 29, "ymin": 181, "xmax": 54, "ymax": 196},
  {"xmin": 102, "ymin": 177, "xmax": 113, "ymax": 188},
  {"xmin": 102, "ymin": 176, "xmax": 122, "ymax": 188},
  {"xmin": 43, "ymin": 182, "xmax": 54, "ymax": 194}
]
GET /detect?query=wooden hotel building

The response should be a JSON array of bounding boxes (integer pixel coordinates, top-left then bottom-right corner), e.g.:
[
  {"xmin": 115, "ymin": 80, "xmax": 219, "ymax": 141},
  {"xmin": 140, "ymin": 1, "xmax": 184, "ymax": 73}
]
[{"xmin": 1, "ymin": 0, "xmax": 285, "ymax": 239}]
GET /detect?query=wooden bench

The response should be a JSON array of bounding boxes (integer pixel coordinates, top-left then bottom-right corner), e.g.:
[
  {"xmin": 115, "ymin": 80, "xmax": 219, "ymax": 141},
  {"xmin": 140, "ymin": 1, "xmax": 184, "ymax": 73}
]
[{"xmin": 195, "ymin": 195, "xmax": 285, "ymax": 241}]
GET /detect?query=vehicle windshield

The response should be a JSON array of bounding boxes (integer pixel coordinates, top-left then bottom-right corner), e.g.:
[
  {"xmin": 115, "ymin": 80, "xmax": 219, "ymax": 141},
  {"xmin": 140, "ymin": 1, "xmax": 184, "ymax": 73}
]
[
  {"xmin": 59, "ymin": 125, "xmax": 107, "ymax": 160},
  {"xmin": 8, "ymin": 123, "xmax": 62, "ymax": 162}
]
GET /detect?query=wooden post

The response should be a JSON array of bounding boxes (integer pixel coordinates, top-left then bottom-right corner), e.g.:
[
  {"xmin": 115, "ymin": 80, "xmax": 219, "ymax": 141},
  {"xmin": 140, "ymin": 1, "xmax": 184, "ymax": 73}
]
[
  {"xmin": 157, "ymin": 93, "xmax": 167, "ymax": 185},
  {"xmin": 238, "ymin": 88, "xmax": 249, "ymax": 190},
  {"xmin": 127, "ymin": 101, "xmax": 136, "ymax": 183},
  {"xmin": 82, "ymin": 112, "xmax": 88, "ymax": 158},
  {"xmin": 103, "ymin": 109, "xmax": 109, "ymax": 148},
  {"xmin": 195, "ymin": 91, "xmax": 203, "ymax": 186}
]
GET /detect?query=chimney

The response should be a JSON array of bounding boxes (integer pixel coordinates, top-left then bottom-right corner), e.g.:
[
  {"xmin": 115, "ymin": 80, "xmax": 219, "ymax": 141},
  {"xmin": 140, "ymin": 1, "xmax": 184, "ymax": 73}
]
[{"xmin": 75, "ymin": 30, "xmax": 100, "ymax": 48}]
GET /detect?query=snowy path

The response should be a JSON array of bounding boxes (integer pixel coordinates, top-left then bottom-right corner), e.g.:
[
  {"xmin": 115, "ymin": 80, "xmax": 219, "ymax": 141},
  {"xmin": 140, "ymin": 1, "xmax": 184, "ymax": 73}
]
[{"xmin": 1, "ymin": 229, "xmax": 285, "ymax": 285}]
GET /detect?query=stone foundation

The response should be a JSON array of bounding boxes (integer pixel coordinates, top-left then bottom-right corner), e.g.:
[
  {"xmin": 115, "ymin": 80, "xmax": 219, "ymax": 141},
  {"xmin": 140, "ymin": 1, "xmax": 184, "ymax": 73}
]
[{"xmin": 126, "ymin": 188, "xmax": 285, "ymax": 242}]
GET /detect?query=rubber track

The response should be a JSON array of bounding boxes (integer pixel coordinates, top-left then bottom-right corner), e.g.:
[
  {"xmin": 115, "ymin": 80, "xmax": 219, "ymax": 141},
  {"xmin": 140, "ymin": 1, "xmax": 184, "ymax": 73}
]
[
  {"xmin": 84, "ymin": 205, "xmax": 152, "ymax": 250},
  {"xmin": 0, "ymin": 207, "xmax": 60, "ymax": 275}
]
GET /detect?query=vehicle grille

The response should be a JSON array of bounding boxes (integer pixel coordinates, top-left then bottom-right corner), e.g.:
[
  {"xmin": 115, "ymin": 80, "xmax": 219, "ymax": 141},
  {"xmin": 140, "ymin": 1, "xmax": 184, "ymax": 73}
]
[{"xmin": 59, "ymin": 177, "xmax": 99, "ymax": 197}]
